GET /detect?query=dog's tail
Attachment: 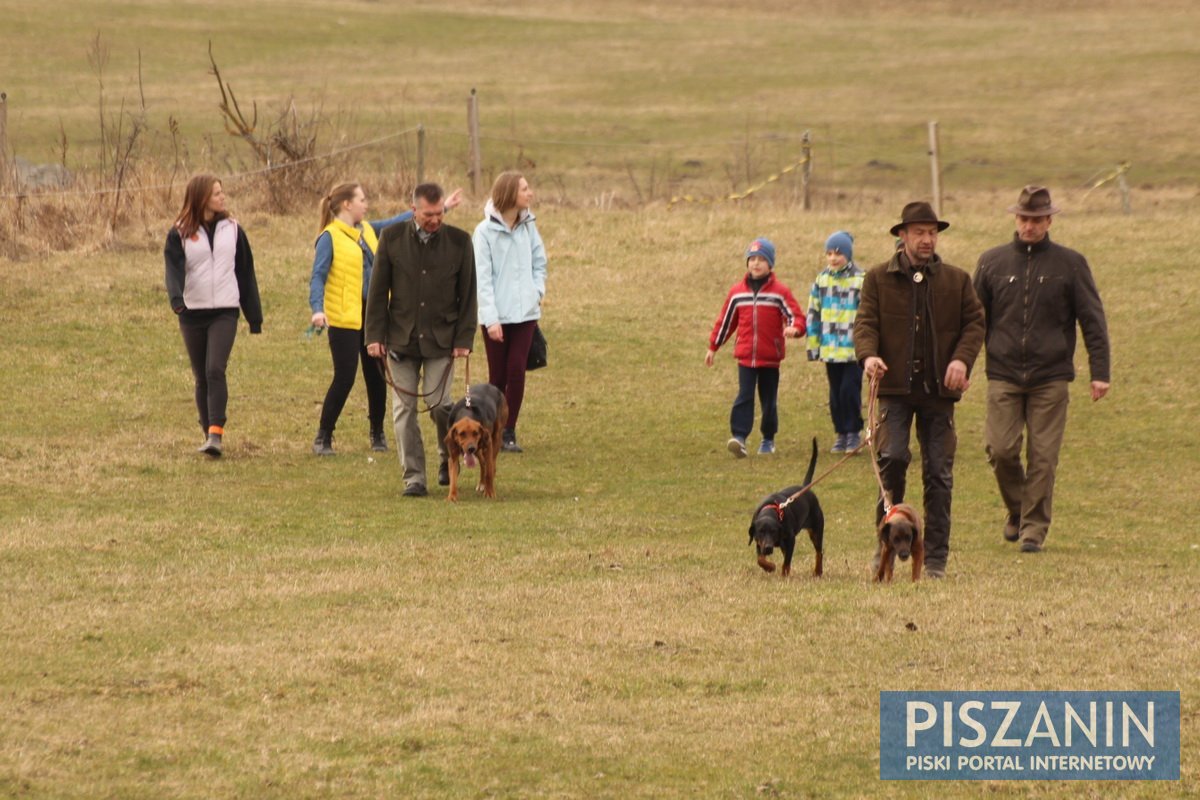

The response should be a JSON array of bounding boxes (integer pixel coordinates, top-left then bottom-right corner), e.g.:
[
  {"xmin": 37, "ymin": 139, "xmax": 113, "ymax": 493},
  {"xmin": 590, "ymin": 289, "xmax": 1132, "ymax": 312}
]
[{"xmin": 804, "ymin": 436, "xmax": 818, "ymax": 487}]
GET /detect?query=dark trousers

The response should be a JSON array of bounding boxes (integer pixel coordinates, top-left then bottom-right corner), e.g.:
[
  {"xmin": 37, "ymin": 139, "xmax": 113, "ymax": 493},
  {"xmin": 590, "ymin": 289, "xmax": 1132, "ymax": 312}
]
[
  {"xmin": 825, "ymin": 361, "xmax": 864, "ymax": 434},
  {"xmin": 874, "ymin": 393, "xmax": 958, "ymax": 568},
  {"xmin": 319, "ymin": 323, "xmax": 387, "ymax": 433},
  {"xmin": 482, "ymin": 320, "xmax": 537, "ymax": 430},
  {"xmin": 731, "ymin": 365, "xmax": 779, "ymax": 441},
  {"xmin": 178, "ymin": 308, "xmax": 239, "ymax": 432}
]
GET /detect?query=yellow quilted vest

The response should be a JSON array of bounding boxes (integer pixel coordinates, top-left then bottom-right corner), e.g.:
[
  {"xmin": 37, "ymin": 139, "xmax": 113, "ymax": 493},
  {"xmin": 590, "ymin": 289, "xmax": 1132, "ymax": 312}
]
[{"xmin": 321, "ymin": 218, "xmax": 379, "ymax": 329}]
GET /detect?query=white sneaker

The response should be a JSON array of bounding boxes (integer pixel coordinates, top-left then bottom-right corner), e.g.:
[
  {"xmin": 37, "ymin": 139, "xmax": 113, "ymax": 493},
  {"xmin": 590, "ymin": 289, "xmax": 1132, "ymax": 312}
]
[{"xmin": 727, "ymin": 437, "xmax": 748, "ymax": 459}]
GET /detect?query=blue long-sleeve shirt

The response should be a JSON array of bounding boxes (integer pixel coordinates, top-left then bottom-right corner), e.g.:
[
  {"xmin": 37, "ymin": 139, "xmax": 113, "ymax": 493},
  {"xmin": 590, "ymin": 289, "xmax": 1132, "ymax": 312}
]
[{"xmin": 308, "ymin": 211, "xmax": 414, "ymax": 313}]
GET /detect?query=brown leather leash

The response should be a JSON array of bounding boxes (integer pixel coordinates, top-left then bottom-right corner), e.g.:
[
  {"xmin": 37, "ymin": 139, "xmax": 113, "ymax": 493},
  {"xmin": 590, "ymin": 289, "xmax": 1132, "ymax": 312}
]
[
  {"xmin": 375, "ymin": 349, "xmax": 469, "ymax": 414},
  {"xmin": 776, "ymin": 371, "xmax": 891, "ymax": 513}
]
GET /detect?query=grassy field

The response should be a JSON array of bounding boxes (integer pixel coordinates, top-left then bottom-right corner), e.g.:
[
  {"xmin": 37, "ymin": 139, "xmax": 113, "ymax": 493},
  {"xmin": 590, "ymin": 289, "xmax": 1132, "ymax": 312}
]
[
  {"xmin": 2, "ymin": 201, "xmax": 1198, "ymax": 797},
  {"xmin": 2, "ymin": 0, "xmax": 1200, "ymax": 200},
  {"xmin": 2, "ymin": 1, "xmax": 1199, "ymax": 797}
]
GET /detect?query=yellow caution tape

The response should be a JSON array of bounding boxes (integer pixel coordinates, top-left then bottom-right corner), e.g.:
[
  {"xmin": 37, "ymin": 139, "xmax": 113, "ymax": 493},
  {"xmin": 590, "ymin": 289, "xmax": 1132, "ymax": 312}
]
[{"xmin": 668, "ymin": 154, "xmax": 810, "ymax": 209}]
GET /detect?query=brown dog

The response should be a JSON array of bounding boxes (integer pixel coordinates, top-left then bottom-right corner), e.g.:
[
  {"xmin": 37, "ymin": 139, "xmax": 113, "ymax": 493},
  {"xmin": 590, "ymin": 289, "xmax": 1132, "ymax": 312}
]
[
  {"xmin": 442, "ymin": 384, "xmax": 508, "ymax": 502},
  {"xmin": 873, "ymin": 503, "xmax": 924, "ymax": 582}
]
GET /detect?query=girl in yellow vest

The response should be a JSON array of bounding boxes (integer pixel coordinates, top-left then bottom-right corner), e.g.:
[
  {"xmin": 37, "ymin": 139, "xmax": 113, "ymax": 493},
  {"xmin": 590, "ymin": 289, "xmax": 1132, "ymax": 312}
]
[{"xmin": 308, "ymin": 182, "xmax": 460, "ymax": 455}]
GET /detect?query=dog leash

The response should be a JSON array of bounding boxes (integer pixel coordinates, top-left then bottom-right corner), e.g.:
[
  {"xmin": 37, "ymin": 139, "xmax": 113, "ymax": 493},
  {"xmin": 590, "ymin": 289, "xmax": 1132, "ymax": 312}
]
[
  {"xmin": 775, "ymin": 372, "xmax": 885, "ymax": 515},
  {"xmin": 375, "ymin": 347, "xmax": 461, "ymax": 415},
  {"xmin": 863, "ymin": 370, "xmax": 895, "ymax": 513}
]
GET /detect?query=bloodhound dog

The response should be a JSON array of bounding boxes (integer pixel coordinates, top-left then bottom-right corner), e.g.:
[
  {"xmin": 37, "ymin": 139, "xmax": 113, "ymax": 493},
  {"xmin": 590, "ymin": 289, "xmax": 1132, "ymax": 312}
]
[
  {"xmin": 442, "ymin": 383, "xmax": 508, "ymax": 502},
  {"xmin": 873, "ymin": 503, "xmax": 924, "ymax": 583}
]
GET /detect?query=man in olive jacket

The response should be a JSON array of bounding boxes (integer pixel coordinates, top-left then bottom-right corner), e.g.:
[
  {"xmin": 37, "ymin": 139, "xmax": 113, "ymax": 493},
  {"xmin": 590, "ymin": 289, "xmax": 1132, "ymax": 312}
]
[
  {"xmin": 855, "ymin": 202, "xmax": 985, "ymax": 578},
  {"xmin": 366, "ymin": 183, "xmax": 477, "ymax": 497},
  {"xmin": 973, "ymin": 186, "xmax": 1110, "ymax": 553}
]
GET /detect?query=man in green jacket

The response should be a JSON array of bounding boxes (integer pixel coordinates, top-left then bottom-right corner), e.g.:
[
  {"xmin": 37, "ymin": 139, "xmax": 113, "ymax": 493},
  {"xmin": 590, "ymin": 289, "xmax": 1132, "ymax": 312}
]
[
  {"xmin": 855, "ymin": 202, "xmax": 985, "ymax": 578},
  {"xmin": 973, "ymin": 186, "xmax": 1110, "ymax": 553},
  {"xmin": 366, "ymin": 183, "xmax": 477, "ymax": 497}
]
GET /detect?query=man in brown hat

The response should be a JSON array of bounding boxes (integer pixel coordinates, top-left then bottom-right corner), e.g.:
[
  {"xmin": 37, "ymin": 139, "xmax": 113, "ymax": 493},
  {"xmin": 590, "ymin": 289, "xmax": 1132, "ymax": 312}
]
[
  {"xmin": 855, "ymin": 201, "xmax": 985, "ymax": 579},
  {"xmin": 973, "ymin": 186, "xmax": 1110, "ymax": 553}
]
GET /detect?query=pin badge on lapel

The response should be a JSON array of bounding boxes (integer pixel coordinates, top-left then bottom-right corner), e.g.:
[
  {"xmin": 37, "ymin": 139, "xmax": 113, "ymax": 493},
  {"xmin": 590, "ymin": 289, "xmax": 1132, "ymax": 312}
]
[{"xmin": 913, "ymin": 272, "xmax": 924, "ymax": 283}]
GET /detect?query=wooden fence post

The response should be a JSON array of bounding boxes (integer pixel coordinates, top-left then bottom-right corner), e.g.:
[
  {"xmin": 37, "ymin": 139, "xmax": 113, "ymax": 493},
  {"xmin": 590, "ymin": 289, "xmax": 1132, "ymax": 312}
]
[
  {"xmin": 467, "ymin": 88, "xmax": 481, "ymax": 196},
  {"xmin": 801, "ymin": 130, "xmax": 812, "ymax": 211},
  {"xmin": 416, "ymin": 124, "xmax": 426, "ymax": 184},
  {"xmin": 1117, "ymin": 167, "xmax": 1132, "ymax": 214},
  {"xmin": 928, "ymin": 120, "xmax": 942, "ymax": 217},
  {"xmin": 0, "ymin": 91, "xmax": 9, "ymax": 188}
]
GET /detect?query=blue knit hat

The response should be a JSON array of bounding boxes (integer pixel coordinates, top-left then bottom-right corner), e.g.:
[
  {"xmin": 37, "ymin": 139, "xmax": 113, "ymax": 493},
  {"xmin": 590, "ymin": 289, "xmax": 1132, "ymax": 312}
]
[
  {"xmin": 825, "ymin": 230, "xmax": 854, "ymax": 261},
  {"xmin": 745, "ymin": 237, "xmax": 776, "ymax": 269}
]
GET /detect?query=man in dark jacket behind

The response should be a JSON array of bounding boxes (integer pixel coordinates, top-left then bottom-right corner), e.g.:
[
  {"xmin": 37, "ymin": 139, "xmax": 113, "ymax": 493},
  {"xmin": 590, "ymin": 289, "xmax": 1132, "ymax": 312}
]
[
  {"xmin": 973, "ymin": 186, "xmax": 1110, "ymax": 553},
  {"xmin": 366, "ymin": 183, "xmax": 477, "ymax": 497},
  {"xmin": 855, "ymin": 202, "xmax": 985, "ymax": 578}
]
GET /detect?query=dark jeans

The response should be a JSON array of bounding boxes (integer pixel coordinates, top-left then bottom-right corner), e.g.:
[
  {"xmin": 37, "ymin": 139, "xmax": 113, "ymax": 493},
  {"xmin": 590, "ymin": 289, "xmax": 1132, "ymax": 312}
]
[
  {"xmin": 825, "ymin": 361, "xmax": 864, "ymax": 434},
  {"xmin": 731, "ymin": 365, "xmax": 779, "ymax": 441},
  {"xmin": 178, "ymin": 308, "xmax": 239, "ymax": 432},
  {"xmin": 482, "ymin": 320, "xmax": 537, "ymax": 430},
  {"xmin": 873, "ymin": 394, "xmax": 958, "ymax": 568},
  {"xmin": 319, "ymin": 323, "xmax": 387, "ymax": 433}
]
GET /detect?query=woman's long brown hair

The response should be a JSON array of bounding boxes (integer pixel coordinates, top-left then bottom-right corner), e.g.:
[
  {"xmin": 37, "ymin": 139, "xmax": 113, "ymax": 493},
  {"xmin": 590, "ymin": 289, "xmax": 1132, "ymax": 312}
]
[
  {"xmin": 174, "ymin": 174, "xmax": 225, "ymax": 239},
  {"xmin": 318, "ymin": 182, "xmax": 362, "ymax": 233}
]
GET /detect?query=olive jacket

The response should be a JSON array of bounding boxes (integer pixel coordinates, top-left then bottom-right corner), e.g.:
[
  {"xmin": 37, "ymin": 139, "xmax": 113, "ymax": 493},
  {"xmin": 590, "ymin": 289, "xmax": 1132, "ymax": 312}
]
[{"xmin": 365, "ymin": 220, "xmax": 477, "ymax": 358}]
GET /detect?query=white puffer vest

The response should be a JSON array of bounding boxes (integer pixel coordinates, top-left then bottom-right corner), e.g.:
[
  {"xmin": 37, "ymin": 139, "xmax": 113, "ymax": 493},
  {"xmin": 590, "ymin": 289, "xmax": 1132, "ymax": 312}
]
[{"xmin": 182, "ymin": 218, "xmax": 240, "ymax": 310}]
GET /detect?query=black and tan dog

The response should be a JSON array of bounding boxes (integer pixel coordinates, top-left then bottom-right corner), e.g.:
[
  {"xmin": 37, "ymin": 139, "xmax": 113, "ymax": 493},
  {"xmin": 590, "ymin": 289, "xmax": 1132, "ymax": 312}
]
[
  {"xmin": 873, "ymin": 503, "xmax": 924, "ymax": 582},
  {"xmin": 442, "ymin": 383, "xmax": 508, "ymax": 502},
  {"xmin": 748, "ymin": 437, "xmax": 825, "ymax": 577}
]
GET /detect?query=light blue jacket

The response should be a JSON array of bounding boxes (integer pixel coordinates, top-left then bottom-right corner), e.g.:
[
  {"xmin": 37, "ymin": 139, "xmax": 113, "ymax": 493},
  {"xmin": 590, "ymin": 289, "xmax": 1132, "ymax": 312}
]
[{"xmin": 472, "ymin": 201, "xmax": 547, "ymax": 327}]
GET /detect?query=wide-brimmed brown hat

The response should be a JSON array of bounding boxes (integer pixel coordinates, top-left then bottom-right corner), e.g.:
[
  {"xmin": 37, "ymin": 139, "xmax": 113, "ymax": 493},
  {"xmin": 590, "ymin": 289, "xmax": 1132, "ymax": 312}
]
[
  {"xmin": 889, "ymin": 201, "xmax": 950, "ymax": 236},
  {"xmin": 1007, "ymin": 184, "xmax": 1061, "ymax": 217}
]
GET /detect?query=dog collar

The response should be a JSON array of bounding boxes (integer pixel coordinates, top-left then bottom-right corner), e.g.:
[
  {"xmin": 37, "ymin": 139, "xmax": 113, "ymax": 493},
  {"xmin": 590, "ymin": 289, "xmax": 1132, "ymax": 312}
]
[
  {"xmin": 762, "ymin": 504, "xmax": 784, "ymax": 521},
  {"xmin": 883, "ymin": 506, "xmax": 907, "ymax": 523}
]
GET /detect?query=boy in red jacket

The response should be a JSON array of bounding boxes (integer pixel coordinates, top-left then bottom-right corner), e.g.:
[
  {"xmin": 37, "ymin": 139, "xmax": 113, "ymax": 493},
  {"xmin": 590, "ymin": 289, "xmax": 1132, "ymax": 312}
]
[{"xmin": 705, "ymin": 237, "xmax": 805, "ymax": 457}]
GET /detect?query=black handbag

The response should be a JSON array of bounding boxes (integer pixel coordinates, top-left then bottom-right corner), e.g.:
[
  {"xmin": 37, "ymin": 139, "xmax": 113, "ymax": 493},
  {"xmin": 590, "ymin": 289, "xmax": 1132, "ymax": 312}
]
[{"xmin": 526, "ymin": 324, "xmax": 548, "ymax": 371}]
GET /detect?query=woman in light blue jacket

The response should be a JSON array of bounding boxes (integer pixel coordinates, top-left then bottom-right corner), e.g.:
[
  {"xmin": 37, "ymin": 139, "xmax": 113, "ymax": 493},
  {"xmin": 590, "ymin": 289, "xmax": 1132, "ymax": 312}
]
[{"xmin": 473, "ymin": 171, "xmax": 548, "ymax": 453}]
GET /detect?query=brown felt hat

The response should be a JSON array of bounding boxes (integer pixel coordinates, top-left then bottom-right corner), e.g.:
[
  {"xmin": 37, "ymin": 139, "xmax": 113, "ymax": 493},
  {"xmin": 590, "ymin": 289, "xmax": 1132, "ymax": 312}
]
[
  {"xmin": 1007, "ymin": 184, "xmax": 1061, "ymax": 217},
  {"xmin": 889, "ymin": 201, "xmax": 950, "ymax": 237}
]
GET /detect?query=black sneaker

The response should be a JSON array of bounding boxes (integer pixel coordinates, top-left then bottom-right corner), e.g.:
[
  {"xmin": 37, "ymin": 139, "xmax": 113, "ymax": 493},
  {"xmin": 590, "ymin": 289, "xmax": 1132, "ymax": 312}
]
[
  {"xmin": 370, "ymin": 428, "xmax": 388, "ymax": 452},
  {"xmin": 402, "ymin": 483, "xmax": 428, "ymax": 498},
  {"xmin": 312, "ymin": 429, "xmax": 335, "ymax": 456},
  {"xmin": 1019, "ymin": 539, "xmax": 1043, "ymax": 553},
  {"xmin": 438, "ymin": 461, "xmax": 450, "ymax": 487},
  {"xmin": 501, "ymin": 428, "xmax": 523, "ymax": 453}
]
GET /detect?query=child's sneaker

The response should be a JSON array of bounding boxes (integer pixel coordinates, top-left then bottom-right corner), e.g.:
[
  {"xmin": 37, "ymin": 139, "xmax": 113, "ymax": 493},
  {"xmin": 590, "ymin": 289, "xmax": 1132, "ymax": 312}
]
[
  {"xmin": 830, "ymin": 433, "xmax": 847, "ymax": 454},
  {"xmin": 758, "ymin": 439, "xmax": 775, "ymax": 455},
  {"xmin": 727, "ymin": 437, "xmax": 748, "ymax": 459}
]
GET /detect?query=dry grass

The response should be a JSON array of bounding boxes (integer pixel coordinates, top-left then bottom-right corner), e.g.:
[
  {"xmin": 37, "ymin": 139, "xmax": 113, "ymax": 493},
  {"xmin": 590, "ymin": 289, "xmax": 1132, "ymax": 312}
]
[
  {"xmin": 1, "ymin": 200, "xmax": 1198, "ymax": 797},
  {"xmin": 3, "ymin": 0, "xmax": 1200, "ymax": 257},
  {"xmin": 2, "ymin": 0, "xmax": 1198, "ymax": 796}
]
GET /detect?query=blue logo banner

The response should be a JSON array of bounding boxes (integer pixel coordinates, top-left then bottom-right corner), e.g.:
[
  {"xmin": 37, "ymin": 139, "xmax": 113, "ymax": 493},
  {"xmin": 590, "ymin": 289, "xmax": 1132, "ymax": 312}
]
[{"xmin": 880, "ymin": 691, "xmax": 1180, "ymax": 780}]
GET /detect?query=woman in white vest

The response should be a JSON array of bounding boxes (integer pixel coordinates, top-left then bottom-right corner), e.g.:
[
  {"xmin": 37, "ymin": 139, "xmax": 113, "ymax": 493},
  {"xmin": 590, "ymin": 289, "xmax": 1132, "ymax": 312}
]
[
  {"xmin": 473, "ymin": 171, "xmax": 548, "ymax": 453},
  {"xmin": 308, "ymin": 182, "xmax": 461, "ymax": 456},
  {"xmin": 164, "ymin": 174, "xmax": 263, "ymax": 457}
]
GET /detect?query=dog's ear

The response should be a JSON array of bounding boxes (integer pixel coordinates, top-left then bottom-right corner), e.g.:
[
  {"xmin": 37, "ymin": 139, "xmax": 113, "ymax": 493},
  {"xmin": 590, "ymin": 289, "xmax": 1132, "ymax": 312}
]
[
  {"xmin": 444, "ymin": 424, "xmax": 459, "ymax": 456},
  {"xmin": 478, "ymin": 426, "xmax": 492, "ymax": 451},
  {"xmin": 748, "ymin": 523, "xmax": 756, "ymax": 545},
  {"xmin": 879, "ymin": 520, "xmax": 891, "ymax": 541}
]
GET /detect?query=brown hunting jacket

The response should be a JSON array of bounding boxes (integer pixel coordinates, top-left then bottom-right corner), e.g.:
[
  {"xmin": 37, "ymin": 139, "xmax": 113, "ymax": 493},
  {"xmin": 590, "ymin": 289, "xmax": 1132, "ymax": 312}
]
[{"xmin": 854, "ymin": 249, "xmax": 985, "ymax": 400}]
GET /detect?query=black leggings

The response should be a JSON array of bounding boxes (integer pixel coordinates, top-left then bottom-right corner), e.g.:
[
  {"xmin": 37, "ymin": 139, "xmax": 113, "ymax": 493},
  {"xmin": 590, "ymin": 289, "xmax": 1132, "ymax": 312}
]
[
  {"xmin": 319, "ymin": 324, "xmax": 387, "ymax": 432},
  {"xmin": 178, "ymin": 308, "xmax": 239, "ymax": 432}
]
